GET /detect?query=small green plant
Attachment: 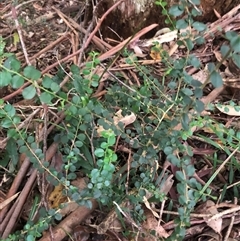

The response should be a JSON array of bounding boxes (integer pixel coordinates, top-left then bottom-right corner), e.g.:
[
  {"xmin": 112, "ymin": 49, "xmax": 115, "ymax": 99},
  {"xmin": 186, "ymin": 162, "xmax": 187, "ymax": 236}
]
[
  {"xmin": 1, "ymin": 0, "xmax": 240, "ymax": 240},
  {"xmin": 88, "ymin": 130, "xmax": 118, "ymax": 204}
]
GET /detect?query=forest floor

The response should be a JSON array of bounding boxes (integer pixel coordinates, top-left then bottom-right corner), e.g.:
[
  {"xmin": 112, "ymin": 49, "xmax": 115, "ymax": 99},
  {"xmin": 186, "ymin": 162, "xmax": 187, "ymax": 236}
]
[{"xmin": 0, "ymin": 1, "xmax": 240, "ymax": 241}]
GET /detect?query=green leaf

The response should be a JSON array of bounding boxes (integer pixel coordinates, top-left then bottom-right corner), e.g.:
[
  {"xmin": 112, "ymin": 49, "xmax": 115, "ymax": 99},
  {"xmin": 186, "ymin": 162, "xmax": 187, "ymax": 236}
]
[
  {"xmin": 4, "ymin": 56, "xmax": 21, "ymax": 71},
  {"xmin": 195, "ymin": 99, "xmax": 204, "ymax": 112},
  {"xmin": 108, "ymin": 135, "xmax": 116, "ymax": 146},
  {"xmin": 22, "ymin": 85, "xmax": 36, "ymax": 99},
  {"xmin": 181, "ymin": 88, "xmax": 193, "ymax": 96},
  {"xmin": 210, "ymin": 70, "xmax": 223, "ymax": 88},
  {"xmin": 111, "ymin": 153, "xmax": 117, "ymax": 162},
  {"xmin": 82, "ymin": 69, "xmax": 90, "ymax": 75},
  {"xmin": 23, "ymin": 66, "xmax": 41, "ymax": 80},
  {"xmin": 220, "ymin": 45, "xmax": 230, "ymax": 57},
  {"xmin": 1, "ymin": 118, "xmax": 12, "ymax": 128},
  {"xmin": 77, "ymin": 133, "xmax": 86, "ymax": 141},
  {"xmin": 192, "ymin": 22, "xmax": 206, "ymax": 32},
  {"xmin": 91, "ymin": 80, "xmax": 98, "ymax": 87},
  {"xmin": 70, "ymin": 64, "xmax": 80, "ymax": 74},
  {"xmin": 195, "ymin": 36, "xmax": 205, "ymax": 45},
  {"xmin": 182, "ymin": 113, "xmax": 189, "ymax": 130},
  {"xmin": 164, "ymin": 146, "xmax": 173, "ymax": 155},
  {"xmin": 176, "ymin": 19, "xmax": 188, "ymax": 29},
  {"xmin": 6, "ymin": 138, "xmax": 18, "ymax": 167},
  {"xmin": 232, "ymin": 53, "xmax": 240, "ymax": 68},
  {"xmin": 69, "ymin": 105, "xmax": 77, "ymax": 115},
  {"xmin": 72, "ymin": 95, "xmax": 80, "ymax": 104},
  {"xmin": 169, "ymin": 5, "xmax": 184, "ymax": 17},
  {"xmin": 94, "ymin": 148, "xmax": 104, "ymax": 157},
  {"xmin": 101, "ymin": 142, "xmax": 108, "ymax": 149},
  {"xmin": 40, "ymin": 92, "xmax": 53, "ymax": 104},
  {"xmin": 11, "ymin": 75, "xmax": 24, "ymax": 89},
  {"xmin": 225, "ymin": 32, "xmax": 240, "ymax": 52},
  {"xmin": 67, "ymin": 172, "xmax": 77, "ymax": 180},
  {"xmin": 185, "ymin": 38, "xmax": 194, "ymax": 51},
  {"xmin": 192, "ymin": 0, "xmax": 200, "ymax": 4},
  {"xmin": 176, "ymin": 171, "xmax": 185, "ymax": 182},
  {"xmin": 50, "ymin": 82, "xmax": 60, "ymax": 92},
  {"xmin": 0, "ymin": 71, "xmax": 12, "ymax": 87},
  {"xmin": 7, "ymin": 128, "xmax": 18, "ymax": 138},
  {"xmin": 194, "ymin": 88, "xmax": 203, "ymax": 98},
  {"xmin": 10, "ymin": 57, "xmax": 21, "ymax": 71},
  {"xmin": 207, "ymin": 62, "xmax": 215, "ymax": 72},
  {"xmin": 26, "ymin": 234, "xmax": 34, "ymax": 241},
  {"xmin": 42, "ymin": 76, "xmax": 52, "ymax": 88},
  {"xmin": 185, "ymin": 165, "xmax": 195, "ymax": 176},
  {"xmin": 191, "ymin": 8, "xmax": 201, "ymax": 17},
  {"xmin": 75, "ymin": 141, "xmax": 83, "ymax": 147},
  {"xmin": 4, "ymin": 104, "xmax": 16, "ymax": 117},
  {"xmin": 188, "ymin": 55, "xmax": 201, "ymax": 68}
]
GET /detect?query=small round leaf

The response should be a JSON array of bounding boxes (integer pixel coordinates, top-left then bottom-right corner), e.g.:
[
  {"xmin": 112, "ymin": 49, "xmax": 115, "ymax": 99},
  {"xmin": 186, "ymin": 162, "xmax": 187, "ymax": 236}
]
[
  {"xmin": 22, "ymin": 85, "xmax": 36, "ymax": 99},
  {"xmin": 23, "ymin": 66, "xmax": 41, "ymax": 80}
]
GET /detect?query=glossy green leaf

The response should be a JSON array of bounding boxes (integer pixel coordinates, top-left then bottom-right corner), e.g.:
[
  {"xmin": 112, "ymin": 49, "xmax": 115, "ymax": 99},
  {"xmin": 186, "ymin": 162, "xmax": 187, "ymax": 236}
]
[
  {"xmin": 188, "ymin": 55, "xmax": 201, "ymax": 68},
  {"xmin": 192, "ymin": 22, "xmax": 206, "ymax": 31},
  {"xmin": 1, "ymin": 119, "xmax": 12, "ymax": 128},
  {"xmin": 70, "ymin": 64, "xmax": 79, "ymax": 74},
  {"xmin": 232, "ymin": 53, "xmax": 240, "ymax": 68},
  {"xmin": 220, "ymin": 45, "xmax": 230, "ymax": 57},
  {"xmin": 26, "ymin": 234, "xmax": 34, "ymax": 241},
  {"xmin": 75, "ymin": 141, "xmax": 83, "ymax": 147},
  {"xmin": 4, "ymin": 104, "xmax": 16, "ymax": 117},
  {"xmin": 6, "ymin": 138, "xmax": 18, "ymax": 167},
  {"xmin": 23, "ymin": 66, "xmax": 41, "ymax": 80},
  {"xmin": 0, "ymin": 71, "xmax": 11, "ymax": 87},
  {"xmin": 94, "ymin": 148, "xmax": 104, "ymax": 157},
  {"xmin": 10, "ymin": 57, "xmax": 21, "ymax": 72},
  {"xmin": 50, "ymin": 82, "xmax": 60, "ymax": 92},
  {"xmin": 195, "ymin": 99, "xmax": 204, "ymax": 112},
  {"xmin": 176, "ymin": 19, "xmax": 188, "ymax": 29},
  {"xmin": 185, "ymin": 38, "xmax": 194, "ymax": 51},
  {"xmin": 42, "ymin": 76, "xmax": 52, "ymax": 88},
  {"xmin": 210, "ymin": 70, "xmax": 223, "ymax": 88},
  {"xmin": 22, "ymin": 85, "xmax": 36, "ymax": 99},
  {"xmin": 181, "ymin": 88, "xmax": 193, "ymax": 96},
  {"xmin": 11, "ymin": 75, "xmax": 24, "ymax": 89},
  {"xmin": 40, "ymin": 92, "xmax": 52, "ymax": 104},
  {"xmin": 193, "ymin": 88, "xmax": 203, "ymax": 98},
  {"xmin": 169, "ymin": 5, "xmax": 184, "ymax": 17}
]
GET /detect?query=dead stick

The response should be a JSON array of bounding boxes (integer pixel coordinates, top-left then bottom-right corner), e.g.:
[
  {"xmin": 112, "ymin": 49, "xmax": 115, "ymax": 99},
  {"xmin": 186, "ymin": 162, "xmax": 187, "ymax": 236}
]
[
  {"xmin": 97, "ymin": 23, "xmax": 158, "ymax": 62},
  {"xmin": 39, "ymin": 199, "xmax": 98, "ymax": 241},
  {"xmin": 1, "ymin": 142, "xmax": 59, "ymax": 238},
  {"xmin": 0, "ymin": 158, "xmax": 31, "ymax": 230}
]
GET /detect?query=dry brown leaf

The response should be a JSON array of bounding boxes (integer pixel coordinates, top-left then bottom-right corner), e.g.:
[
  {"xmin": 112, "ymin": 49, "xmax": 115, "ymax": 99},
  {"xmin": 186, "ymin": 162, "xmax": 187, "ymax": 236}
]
[
  {"xmin": 97, "ymin": 109, "xmax": 136, "ymax": 136},
  {"xmin": 142, "ymin": 207, "xmax": 169, "ymax": 240},
  {"xmin": 216, "ymin": 104, "xmax": 240, "ymax": 116},
  {"xmin": 159, "ymin": 174, "xmax": 174, "ymax": 194},
  {"xmin": 143, "ymin": 196, "xmax": 159, "ymax": 218},
  {"xmin": 133, "ymin": 45, "xmax": 147, "ymax": 57},
  {"xmin": 0, "ymin": 192, "xmax": 20, "ymax": 210},
  {"xmin": 197, "ymin": 229, "xmax": 222, "ymax": 241},
  {"xmin": 145, "ymin": 28, "xmax": 178, "ymax": 46},
  {"xmin": 192, "ymin": 69, "xmax": 208, "ymax": 84},
  {"xmin": 48, "ymin": 184, "xmax": 68, "ymax": 209},
  {"xmin": 202, "ymin": 200, "xmax": 222, "ymax": 234},
  {"xmin": 113, "ymin": 109, "xmax": 136, "ymax": 126}
]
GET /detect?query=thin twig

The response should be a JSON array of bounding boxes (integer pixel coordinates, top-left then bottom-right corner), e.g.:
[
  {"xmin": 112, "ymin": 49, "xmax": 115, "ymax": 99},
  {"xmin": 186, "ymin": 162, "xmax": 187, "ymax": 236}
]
[{"xmin": 11, "ymin": 5, "xmax": 31, "ymax": 66}]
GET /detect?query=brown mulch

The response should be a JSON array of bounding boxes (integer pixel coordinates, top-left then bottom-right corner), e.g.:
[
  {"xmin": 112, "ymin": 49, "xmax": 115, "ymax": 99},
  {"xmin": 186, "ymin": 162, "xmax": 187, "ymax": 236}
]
[{"xmin": 0, "ymin": 1, "xmax": 240, "ymax": 240}]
